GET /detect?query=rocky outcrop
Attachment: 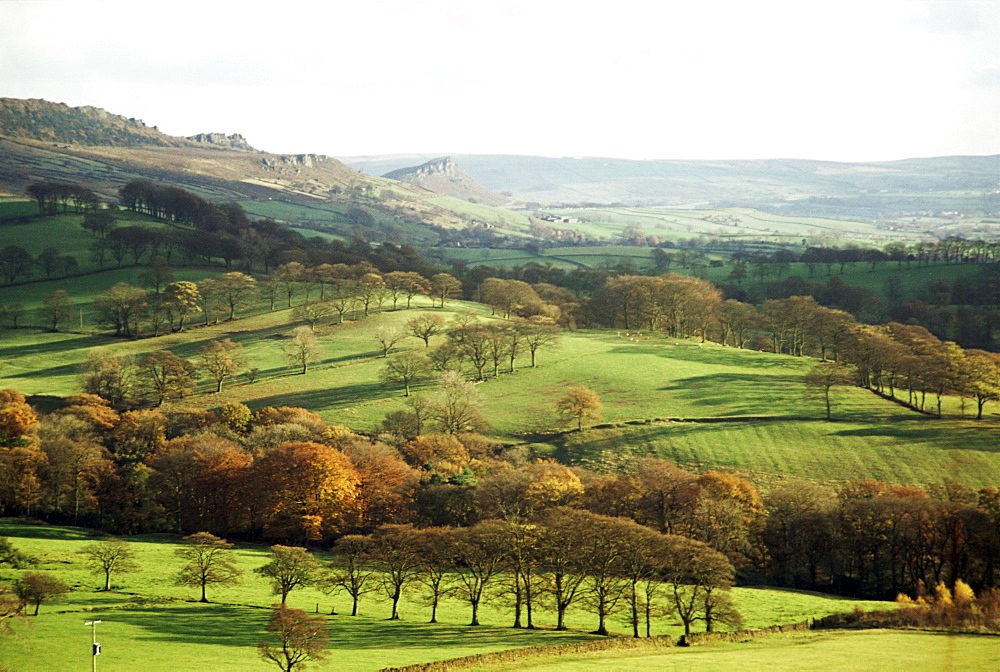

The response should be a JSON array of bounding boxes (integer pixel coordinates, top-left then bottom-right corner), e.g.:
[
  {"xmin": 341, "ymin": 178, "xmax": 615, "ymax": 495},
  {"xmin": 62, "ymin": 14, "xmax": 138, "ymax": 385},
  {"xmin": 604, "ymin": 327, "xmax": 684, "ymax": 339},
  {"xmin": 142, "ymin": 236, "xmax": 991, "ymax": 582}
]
[
  {"xmin": 383, "ymin": 157, "xmax": 509, "ymax": 206},
  {"xmin": 186, "ymin": 132, "xmax": 255, "ymax": 151}
]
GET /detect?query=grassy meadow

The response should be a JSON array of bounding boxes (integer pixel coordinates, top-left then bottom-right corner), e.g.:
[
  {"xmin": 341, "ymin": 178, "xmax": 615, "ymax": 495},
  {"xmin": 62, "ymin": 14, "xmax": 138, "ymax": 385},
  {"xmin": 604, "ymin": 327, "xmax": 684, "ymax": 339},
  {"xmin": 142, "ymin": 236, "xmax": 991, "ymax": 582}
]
[
  {"xmin": 2, "ymin": 290, "xmax": 998, "ymax": 489},
  {"xmin": 0, "ymin": 519, "xmax": 900, "ymax": 672}
]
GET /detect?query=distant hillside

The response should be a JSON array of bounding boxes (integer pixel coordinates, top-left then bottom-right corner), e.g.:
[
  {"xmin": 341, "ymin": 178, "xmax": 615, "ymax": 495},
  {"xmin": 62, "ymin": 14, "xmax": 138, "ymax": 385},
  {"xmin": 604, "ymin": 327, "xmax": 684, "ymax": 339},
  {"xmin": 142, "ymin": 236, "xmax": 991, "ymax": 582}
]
[
  {"xmin": 345, "ymin": 153, "xmax": 1000, "ymax": 215},
  {"xmin": 0, "ymin": 97, "xmax": 191, "ymax": 147},
  {"xmin": 383, "ymin": 156, "xmax": 509, "ymax": 207},
  {"xmin": 0, "ymin": 98, "xmax": 533, "ymax": 239}
]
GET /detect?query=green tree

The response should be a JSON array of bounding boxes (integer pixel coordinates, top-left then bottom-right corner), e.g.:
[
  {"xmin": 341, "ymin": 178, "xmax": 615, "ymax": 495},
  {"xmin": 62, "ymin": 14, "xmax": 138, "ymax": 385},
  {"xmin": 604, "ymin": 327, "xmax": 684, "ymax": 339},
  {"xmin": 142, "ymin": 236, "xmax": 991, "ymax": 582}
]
[
  {"xmin": 174, "ymin": 531, "xmax": 242, "ymax": 603},
  {"xmin": 81, "ymin": 538, "xmax": 140, "ymax": 591},
  {"xmin": 255, "ymin": 546, "xmax": 323, "ymax": 605},
  {"xmin": 257, "ymin": 603, "xmax": 329, "ymax": 672}
]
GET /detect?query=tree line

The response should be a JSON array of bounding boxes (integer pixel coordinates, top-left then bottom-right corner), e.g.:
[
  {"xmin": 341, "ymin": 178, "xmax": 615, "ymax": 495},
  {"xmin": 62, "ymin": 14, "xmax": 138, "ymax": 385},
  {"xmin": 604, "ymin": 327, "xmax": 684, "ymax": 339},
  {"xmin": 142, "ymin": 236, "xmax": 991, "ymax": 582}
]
[{"xmin": 1, "ymin": 388, "xmax": 998, "ymax": 600}]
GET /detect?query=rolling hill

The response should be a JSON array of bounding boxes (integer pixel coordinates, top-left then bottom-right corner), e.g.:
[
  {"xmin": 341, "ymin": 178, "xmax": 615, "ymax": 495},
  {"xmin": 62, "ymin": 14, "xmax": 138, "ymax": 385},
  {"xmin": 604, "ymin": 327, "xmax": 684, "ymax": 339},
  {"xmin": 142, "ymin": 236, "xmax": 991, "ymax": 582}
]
[
  {"xmin": 344, "ymin": 153, "xmax": 1000, "ymax": 214},
  {"xmin": 0, "ymin": 98, "xmax": 524, "ymax": 237}
]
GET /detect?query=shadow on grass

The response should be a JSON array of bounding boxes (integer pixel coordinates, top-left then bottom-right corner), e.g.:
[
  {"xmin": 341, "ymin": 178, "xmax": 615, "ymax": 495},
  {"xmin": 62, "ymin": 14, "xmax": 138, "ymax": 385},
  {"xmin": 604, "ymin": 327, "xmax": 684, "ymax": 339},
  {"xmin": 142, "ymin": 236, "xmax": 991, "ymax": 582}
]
[
  {"xmin": 607, "ymin": 343, "xmax": 796, "ymax": 368},
  {"xmin": 248, "ymin": 381, "xmax": 390, "ymax": 412},
  {"xmin": 829, "ymin": 422, "xmax": 1000, "ymax": 452},
  {"xmin": 108, "ymin": 604, "xmax": 266, "ymax": 647},
  {"xmin": 0, "ymin": 333, "xmax": 117, "ymax": 359},
  {"xmin": 0, "ymin": 519, "xmax": 95, "ymax": 541}
]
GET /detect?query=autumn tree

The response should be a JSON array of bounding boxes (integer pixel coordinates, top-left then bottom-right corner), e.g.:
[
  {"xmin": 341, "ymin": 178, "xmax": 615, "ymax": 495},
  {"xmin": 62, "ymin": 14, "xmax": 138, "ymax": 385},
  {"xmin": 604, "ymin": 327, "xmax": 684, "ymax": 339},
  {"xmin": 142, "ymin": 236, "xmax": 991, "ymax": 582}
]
[
  {"xmin": 13, "ymin": 572, "xmax": 70, "ymax": 615},
  {"xmin": 381, "ymin": 351, "xmax": 432, "ymax": 396},
  {"xmin": 255, "ymin": 546, "xmax": 323, "ymax": 604},
  {"xmin": 81, "ymin": 538, "xmax": 140, "ymax": 591},
  {"xmin": 174, "ymin": 531, "xmax": 242, "ymax": 603},
  {"xmin": 411, "ymin": 527, "xmax": 458, "ymax": 623},
  {"xmin": 804, "ymin": 361, "xmax": 856, "ymax": 420},
  {"xmin": 199, "ymin": 339, "xmax": 246, "ymax": 392},
  {"xmin": 258, "ymin": 604, "xmax": 329, "ymax": 672},
  {"xmin": 282, "ymin": 326, "xmax": 321, "ymax": 374},
  {"xmin": 535, "ymin": 507, "xmax": 591, "ymax": 630},
  {"xmin": 138, "ymin": 350, "xmax": 197, "ymax": 405},
  {"xmin": 430, "ymin": 273, "xmax": 462, "ymax": 307},
  {"xmin": 374, "ymin": 326, "xmax": 406, "ymax": 358},
  {"xmin": 162, "ymin": 281, "xmax": 202, "ymax": 331},
  {"xmin": 519, "ymin": 320, "xmax": 561, "ymax": 368},
  {"xmin": 368, "ymin": 524, "xmax": 422, "ymax": 620},
  {"xmin": 292, "ymin": 301, "xmax": 334, "ymax": 330},
  {"xmin": 661, "ymin": 535, "xmax": 737, "ymax": 635},
  {"xmin": 252, "ymin": 441, "xmax": 360, "ymax": 542},
  {"xmin": 207, "ymin": 271, "xmax": 257, "ymax": 321},
  {"xmin": 325, "ymin": 534, "xmax": 375, "ymax": 616},
  {"xmin": 556, "ymin": 386, "xmax": 603, "ymax": 431},
  {"xmin": 406, "ymin": 312, "xmax": 447, "ymax": 347},
  {"xmin": 450, "ymin": 519, "xmax": 509, "ymax": 626}
]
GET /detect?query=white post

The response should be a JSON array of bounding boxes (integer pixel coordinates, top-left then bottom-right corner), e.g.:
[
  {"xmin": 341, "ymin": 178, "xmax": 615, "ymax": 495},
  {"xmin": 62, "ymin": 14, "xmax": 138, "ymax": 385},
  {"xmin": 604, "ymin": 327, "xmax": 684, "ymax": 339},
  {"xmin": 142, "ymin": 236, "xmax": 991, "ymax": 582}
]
[{"xmin": 84, "ymin": 620, "xmax": 101, "ymax": 672}]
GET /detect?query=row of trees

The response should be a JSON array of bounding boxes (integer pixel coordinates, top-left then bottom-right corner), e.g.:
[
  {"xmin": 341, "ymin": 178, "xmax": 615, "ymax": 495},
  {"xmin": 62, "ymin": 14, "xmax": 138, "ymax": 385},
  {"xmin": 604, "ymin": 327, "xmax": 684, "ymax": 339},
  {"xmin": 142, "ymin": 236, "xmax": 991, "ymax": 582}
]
[{"xmin": 2, "ymin": 388, "xmax": 998, "ymax": 599}]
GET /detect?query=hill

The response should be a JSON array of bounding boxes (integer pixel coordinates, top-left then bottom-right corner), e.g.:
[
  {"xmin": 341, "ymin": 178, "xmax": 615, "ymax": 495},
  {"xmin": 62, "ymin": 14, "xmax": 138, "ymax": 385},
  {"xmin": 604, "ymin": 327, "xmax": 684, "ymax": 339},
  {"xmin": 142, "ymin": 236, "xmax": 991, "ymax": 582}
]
[
  {"xmin": 384, "ymin": 156, "xmax": 510, "ymax": 207},
  {"xmin": 0, "ymin": 98, "xmax": 524, "ymax": 237},
  {"xmin": 343, "ymin": 153, "xmax": 1000, "ymax": 214}
]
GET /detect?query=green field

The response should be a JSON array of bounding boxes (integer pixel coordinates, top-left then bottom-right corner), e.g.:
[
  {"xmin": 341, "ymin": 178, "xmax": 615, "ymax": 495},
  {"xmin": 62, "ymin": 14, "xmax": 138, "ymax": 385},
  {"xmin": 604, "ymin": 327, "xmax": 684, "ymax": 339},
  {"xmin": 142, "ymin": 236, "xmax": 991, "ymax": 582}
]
[
  {"xmin": 0, "ymin": 520, "xmax": 899, "ymax": 672},
  {"xmin": 2, "ymin": 296, "xmax": 997, "ymax": 489},
  {"xmin": 479, "ymin": 630, "xmax": 1000, "ymax": 671}
]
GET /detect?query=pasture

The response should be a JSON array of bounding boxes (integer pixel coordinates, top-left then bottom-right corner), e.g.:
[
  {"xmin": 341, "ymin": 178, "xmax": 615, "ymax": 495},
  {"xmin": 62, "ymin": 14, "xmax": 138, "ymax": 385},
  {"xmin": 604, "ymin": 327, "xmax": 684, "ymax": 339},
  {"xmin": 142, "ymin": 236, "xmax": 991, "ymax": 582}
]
[
  {"xmin": 2, "ymin": 298, "xmax": 998, "ymax": 489},
  {"xmin": 0, "ymin": 519, "xmax": 897, "ymax": 672}
]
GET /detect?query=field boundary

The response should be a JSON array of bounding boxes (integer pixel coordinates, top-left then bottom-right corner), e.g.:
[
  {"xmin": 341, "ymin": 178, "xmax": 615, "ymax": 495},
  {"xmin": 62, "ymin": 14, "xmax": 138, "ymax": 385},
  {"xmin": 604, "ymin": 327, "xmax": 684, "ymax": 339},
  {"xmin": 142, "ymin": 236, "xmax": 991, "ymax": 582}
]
[{"xmin": 379, "ymin": 635, "xmax": 676, "ymax": 672}]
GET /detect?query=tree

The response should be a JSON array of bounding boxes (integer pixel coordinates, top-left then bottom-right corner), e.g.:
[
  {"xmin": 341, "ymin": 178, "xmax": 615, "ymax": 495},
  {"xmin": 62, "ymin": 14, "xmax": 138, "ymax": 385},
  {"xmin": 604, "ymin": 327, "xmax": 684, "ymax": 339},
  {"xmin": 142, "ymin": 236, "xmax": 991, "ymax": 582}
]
[
  {"xmin": 407, "ymin": 312, "xmax": 447, "ymax": 347},
  {"xmin": 40, "ymin": 290, "xmax": 73, "ymax": 331},
  {"xmin": 80, "ymin": 350, "xmax": 135, "ymax": 410},
  {"xmin": 292, "ymin": 301, "xmax": 334, "ymax": 330},
  {"xmin": 282, "ymin": 326, "xmax": 321, "ymax": 375},
  {"xmin": 661, "ymin": 535, "xmax": 736, "ymax": 635},
  {"xmin": 13, "ymin": 572, "xmax": 70, "ymax": 615},
  {"xmin": 199, "ymin": 339, "xmax": 246, "ymax": 393},
  {"xmin": 431, "ymin": 371, "xmax": 487, "ymax": 434},
  {"xmin": 368, "ymin": 524, "xmax": 422, "ymax": 620},
  {"xmin": 94, "ymin": 282, "xmax": 147, "ymax": 337},
  {"xmin": 374, "ymin": 326, "xmax": 405, "ymax": 358},
  {"xmin": 450, "ymin": 520, "xmax": 509, "ymax": 626},
  {"xmin": 255, "ymin": 546, "xmax": 323, "ymax": 605},
  {"xmin": 325, "ymin": 535, "xmax": 375, "ymax": 616},
  {"xmin": 138, "ymin": 350, "xmax": 197, "ymax": 406},
  {"xmin": 556, "ymin": 386, "xmax": 603, "ymax": 431},
  {"xmin": 381, "ymin": 351, "xmax": 432, "ymax": 396},
  {"xmin": 163, "ymin": 281, "xmax": 202, "ymax": 331},
  {"xmin": 174, "ymin": 531, "xmax": 242, "ymax": 603},
  {"xmin": 210, "ymin": 271, "xmax": 257, "ymax": 320},
  {"xmin": 81, "ymin": 538, "xmax": 140, "ymax": 591},
  {"xmin": 258, "ymin": 603, "xmax": 329, "ymax": 672},
  {"xmin": 0, "ymin": 246, "xmax": 33, "ymax": 285},
  {"xmin": 430, "ymin": 273, "xmax": 462, "ymax": 307},
  {"xmin": 519, "ymin": 320, "xmax": 562, "ymax": 368},
  {"xmin": 804, "ymin": 361, "xmax": 855, "ymax": 420},
  {"xmin": 252, "ymin": 442, "xmax": 360, "ymax": 542},
  {"xmin": 411, "ymin": 527, "xmax": 458, "ymax": 623}
]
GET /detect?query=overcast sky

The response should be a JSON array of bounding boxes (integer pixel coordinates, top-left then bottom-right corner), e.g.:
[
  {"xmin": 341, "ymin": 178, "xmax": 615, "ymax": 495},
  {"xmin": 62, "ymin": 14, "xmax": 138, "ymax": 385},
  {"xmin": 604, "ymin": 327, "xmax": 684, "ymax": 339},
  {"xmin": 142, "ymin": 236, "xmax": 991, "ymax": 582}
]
[{"xmin": 1, "ymin": 0, "xmax": 998, "ymax": 162}]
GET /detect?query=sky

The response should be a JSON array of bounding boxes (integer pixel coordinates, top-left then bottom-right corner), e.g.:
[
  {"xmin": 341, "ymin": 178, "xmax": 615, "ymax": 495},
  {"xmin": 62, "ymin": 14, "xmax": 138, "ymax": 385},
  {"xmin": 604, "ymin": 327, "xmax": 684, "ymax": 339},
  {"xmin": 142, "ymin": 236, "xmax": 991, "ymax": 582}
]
[{"xmin": 1, "ymin": 0, "xmax": 998, "ymax": 162}]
